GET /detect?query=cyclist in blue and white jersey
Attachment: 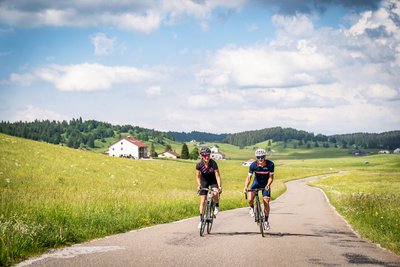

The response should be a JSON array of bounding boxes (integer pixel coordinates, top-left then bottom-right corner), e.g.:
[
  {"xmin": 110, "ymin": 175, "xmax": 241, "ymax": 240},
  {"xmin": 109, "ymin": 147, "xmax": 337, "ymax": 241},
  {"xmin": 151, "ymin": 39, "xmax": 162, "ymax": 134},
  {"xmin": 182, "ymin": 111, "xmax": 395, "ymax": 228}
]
[
  {"xmin": 196, "ymin": 147, "xmax": 222, "ymax": 229},
  {"xmin": 243, "ymin": 148, "xmax": 274, "ymax": 231}
]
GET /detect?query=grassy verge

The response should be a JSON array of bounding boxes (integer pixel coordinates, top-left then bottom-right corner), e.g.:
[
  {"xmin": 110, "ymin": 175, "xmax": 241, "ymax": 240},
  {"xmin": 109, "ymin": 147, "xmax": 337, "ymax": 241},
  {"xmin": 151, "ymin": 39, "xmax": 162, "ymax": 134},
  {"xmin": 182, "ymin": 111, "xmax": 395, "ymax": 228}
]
[{"xmin": 308, "ymin": 155, "xmax": 400, "ymax": 255}]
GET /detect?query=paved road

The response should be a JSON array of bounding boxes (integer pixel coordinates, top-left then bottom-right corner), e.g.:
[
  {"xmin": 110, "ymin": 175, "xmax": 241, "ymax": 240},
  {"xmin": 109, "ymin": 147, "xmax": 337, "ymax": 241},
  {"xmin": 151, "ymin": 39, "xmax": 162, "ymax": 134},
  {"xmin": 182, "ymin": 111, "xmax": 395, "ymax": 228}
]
[{"xmin": 18, "ymin": 174, "xmax": 400, "ymax": 267}]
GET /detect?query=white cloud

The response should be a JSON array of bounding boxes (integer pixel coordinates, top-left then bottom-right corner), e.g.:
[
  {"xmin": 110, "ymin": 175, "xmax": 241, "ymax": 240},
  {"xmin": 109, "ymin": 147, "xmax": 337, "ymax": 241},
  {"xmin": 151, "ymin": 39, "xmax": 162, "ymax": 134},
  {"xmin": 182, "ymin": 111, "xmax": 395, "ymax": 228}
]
[
  {"xmin": 90, "ymin": 33, "xmax": 115, "ymax": 56},
  {"xmin": 0, "ymin": 0, "xmax": 246, "ymax": 33},
  {"xmin": 362, "ymin": 84, "xmax": 399, "ymax": 100},
  {"xmin": 197, "ymin": 44, "xmax": 333, "ymax": 89},
  {"xmin": 146, "ymin": 86, "xmax": 162, "ymax": 96},
  {"xmin": 12, "ymin": 105, "xmax": 69, "ymax": 122},
  {"xmin": 272, "ymin": 14, "xmax": 314, "ymax": 36},
  {"xmin": 10, "ymin": 73, "xmax": 35, "ymax": 86},
  {"xmin": 33, "ymin": 63, "xmax": 161, "ymax": 91}
]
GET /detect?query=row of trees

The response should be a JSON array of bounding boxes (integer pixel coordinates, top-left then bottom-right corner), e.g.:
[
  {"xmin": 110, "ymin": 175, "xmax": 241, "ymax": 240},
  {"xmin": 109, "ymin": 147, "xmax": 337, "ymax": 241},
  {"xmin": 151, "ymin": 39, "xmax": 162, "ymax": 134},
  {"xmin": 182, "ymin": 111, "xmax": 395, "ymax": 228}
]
[
  {"xmin": 180, "ymin": 143, "xmax": 200, "ymax": 159},
  {"xmin": 222, "ymin": 127, "xmax": 400, "ymax": 150},
  {"xmin": 224, "ymin": 127, "xmax": 328, "ymax": 147},
  {"xmin": 0, "ymin": 118, "xmax": 170, "ymax": 149},
  {"xmin": 331, "ymin": 131, "xmax": 400, "ymax": 150},
  {"xmin": 169, "ymin": 131, "xmax": 227, "ymax": 142},
  {"xmin": 1, "ymin": 119, "xmax": 399, "ymax": 151}
]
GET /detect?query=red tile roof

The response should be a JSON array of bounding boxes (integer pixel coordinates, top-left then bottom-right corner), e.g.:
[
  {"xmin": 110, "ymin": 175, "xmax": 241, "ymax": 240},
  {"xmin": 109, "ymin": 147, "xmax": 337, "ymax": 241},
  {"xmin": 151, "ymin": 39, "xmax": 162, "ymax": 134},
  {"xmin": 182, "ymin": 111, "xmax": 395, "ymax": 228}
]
[
  {"xmin": 124, "ymin": 137, "xmax": 147, "ymax": 148},
  {"xmin": 109, "ymin": 136, "xmax": 147, "ymax": 148}
]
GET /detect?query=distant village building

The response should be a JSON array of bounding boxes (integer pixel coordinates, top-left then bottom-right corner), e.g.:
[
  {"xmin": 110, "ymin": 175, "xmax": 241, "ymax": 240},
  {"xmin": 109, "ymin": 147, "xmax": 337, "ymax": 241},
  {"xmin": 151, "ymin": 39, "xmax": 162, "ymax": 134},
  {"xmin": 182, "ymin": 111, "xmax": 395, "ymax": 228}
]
[
  {"xmin": 394, "ymin": 148, "xmax": 400, "ymax": 154},
  {"xmin": 158, "ymin": 151, "xmax": 180, "ymax": 159},
  {"xmin": 210, "ymin": 146, "xmax": 219, "ymax": 153},
  {"xmin": 378, "ymin": 150, "xmax": 390, "ymax": 154},
  {"xmin": 211, "ymin": 152, "xmax": 225, "ymax": 160},
  {"xmin": 108, "ymin": 136, "xmax": 148, "ymax": 159}
]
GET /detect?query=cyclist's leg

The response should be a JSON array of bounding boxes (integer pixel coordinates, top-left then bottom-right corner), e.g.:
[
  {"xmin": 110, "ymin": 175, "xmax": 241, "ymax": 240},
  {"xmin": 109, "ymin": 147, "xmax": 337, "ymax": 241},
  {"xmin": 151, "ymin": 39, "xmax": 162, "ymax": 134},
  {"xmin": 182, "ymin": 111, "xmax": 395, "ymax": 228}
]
[
  {"xmin": 248, "ymin": 182, "xmax": 259, "ymax": 207},
  {"xmin": 199, "ymin": 179, "xmax": 208, "ymax": 220},
  {"xmin": 262, "ymin": 187, "xmax": 271, "ymax": 218},
  {"xmin": 262, "ymin": 188, "xmax": 271, "ymax": 230},
  {"xmin": 210, "ymin": 184, "xmax": 219, "ymax": 203}
]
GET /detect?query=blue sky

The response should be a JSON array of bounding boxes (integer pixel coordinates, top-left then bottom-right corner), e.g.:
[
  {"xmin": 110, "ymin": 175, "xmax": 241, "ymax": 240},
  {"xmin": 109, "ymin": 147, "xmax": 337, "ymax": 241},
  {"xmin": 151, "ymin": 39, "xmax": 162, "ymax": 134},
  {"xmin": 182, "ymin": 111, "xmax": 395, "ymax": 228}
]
[{"xmin": 0, "ymin": 0, "xmax": 399, "ymax": 135}]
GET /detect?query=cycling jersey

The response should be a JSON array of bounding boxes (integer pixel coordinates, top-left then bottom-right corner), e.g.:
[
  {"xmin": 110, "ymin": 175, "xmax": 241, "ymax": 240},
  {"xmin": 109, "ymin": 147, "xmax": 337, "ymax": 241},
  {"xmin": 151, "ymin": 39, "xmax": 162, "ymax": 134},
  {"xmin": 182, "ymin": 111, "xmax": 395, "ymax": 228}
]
[
  {"xmin": 196, "ymin": 159, "xmax": 219, "ymax": 195},
  {"xmin": 248, "ymin": 159, "xmax": 274, "ymax": 198}
]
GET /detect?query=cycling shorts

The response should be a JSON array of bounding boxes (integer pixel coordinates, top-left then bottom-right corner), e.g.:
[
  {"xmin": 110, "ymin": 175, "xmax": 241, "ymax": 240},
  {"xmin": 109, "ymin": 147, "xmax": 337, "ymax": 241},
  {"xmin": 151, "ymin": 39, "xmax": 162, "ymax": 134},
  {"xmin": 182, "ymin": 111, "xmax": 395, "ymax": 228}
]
[
  {"xmin": 199, "ymin": 178, "xmax": 218, "ymax": 196},
  {"xmin": 250, "ymin": 181, "xmax": 271, "ymax": 198}
]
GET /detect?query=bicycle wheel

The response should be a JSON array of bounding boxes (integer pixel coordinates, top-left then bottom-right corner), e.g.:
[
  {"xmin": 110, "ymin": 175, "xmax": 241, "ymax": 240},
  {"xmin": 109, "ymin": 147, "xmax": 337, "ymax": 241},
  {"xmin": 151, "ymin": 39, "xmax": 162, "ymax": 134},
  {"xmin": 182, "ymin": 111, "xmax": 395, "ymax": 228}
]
[
  {"xmin": 207, "ymin": 202, "xmax": 214, "ymax": 234},
  {"xmin": 200, "ymin": 202, "xmax": 208, "ymax": 236},
  {"xmin": 256, "ymin": 199, "xmax": 264, "ymax": 237}
]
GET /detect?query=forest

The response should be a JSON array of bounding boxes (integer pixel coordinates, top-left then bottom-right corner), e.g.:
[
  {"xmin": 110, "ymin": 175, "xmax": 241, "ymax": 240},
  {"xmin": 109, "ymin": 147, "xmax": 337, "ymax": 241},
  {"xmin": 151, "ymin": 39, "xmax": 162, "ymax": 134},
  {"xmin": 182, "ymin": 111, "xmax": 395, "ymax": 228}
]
[{"xmin": 1, "ymin": 119, "xmax": 399, "ymax": 150}]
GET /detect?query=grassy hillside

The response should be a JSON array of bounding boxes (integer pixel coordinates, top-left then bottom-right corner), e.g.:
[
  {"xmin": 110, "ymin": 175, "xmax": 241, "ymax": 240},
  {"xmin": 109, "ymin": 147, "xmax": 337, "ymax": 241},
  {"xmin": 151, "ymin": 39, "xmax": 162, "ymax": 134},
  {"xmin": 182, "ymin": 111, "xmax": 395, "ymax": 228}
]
[
  {"xmin": 1, "ymin": 133, "xmax": 399, "ymax": 265},
  {"xmin": 82, "ymin": 131, "xmax": 370, "ymax": 160}
]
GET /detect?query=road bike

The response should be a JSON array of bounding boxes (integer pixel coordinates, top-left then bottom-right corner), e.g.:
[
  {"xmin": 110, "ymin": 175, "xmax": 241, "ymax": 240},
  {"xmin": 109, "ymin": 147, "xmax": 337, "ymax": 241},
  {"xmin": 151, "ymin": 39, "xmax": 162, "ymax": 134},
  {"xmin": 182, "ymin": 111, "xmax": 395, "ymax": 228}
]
[
  {"xmin": 198, "ymin": 187, "xmax": 216, "ymax": 236},
  {"xmin": 245, "ymin": 188, "xmax": 266, "ymax": 237}
]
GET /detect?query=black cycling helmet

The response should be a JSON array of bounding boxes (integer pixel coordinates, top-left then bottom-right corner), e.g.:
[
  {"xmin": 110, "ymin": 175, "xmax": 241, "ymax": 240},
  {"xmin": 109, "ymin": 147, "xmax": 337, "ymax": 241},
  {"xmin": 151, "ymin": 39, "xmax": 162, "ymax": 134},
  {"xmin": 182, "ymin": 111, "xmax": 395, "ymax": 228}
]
[{"xmin": 200, "ymin": 147, "xmax": 211, "ymax": 155}]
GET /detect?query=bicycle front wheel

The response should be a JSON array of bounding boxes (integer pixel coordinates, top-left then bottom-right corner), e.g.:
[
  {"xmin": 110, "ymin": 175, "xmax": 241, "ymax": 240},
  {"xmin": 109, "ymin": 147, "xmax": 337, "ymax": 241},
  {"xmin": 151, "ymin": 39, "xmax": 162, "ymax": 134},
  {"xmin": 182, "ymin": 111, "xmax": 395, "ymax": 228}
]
[
  {"xmin": 200, "ymin": 204, "xmax": 208, "ymax": 236},
  {"xmin": 257, "ymin": 201, "xmax": 264, "ymax": 237},
  {"xmin": 207, "ymin": 202, "xmax": 215, "ymax": 234}
]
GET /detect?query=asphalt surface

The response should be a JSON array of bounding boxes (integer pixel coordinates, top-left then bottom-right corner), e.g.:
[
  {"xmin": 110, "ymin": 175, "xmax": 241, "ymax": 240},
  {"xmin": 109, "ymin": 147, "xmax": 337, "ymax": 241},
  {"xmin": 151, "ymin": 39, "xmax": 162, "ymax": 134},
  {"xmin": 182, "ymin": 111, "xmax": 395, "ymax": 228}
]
[{"xmin": 17, "ymin": 174, "xmax": 400, "ymax": 267}]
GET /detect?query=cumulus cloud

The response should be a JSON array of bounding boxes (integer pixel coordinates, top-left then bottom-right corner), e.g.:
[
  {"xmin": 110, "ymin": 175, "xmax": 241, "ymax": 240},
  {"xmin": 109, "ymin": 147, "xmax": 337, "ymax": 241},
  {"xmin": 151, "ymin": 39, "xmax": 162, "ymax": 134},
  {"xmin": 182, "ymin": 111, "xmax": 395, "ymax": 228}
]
[
  {"xmin": 146, "ymin": 86, "xmax": 162, "ymax": 96},
  {"xmin": 90, "ymin": 33, "xmax": 115, "ymax": 56},
  {"xmin": 184, "ymin": 1, "xmax": 400, "ymax": 134},
  {"xmin": 12, "ymin": 105, "xmax": 69, "ymax": 122},
  {"xmin": 0, "ymin": 0, "xmax": 245, "ymax": 32},
  {"xmin": 29, "ymin": 63, "xmax": 161, "ymax": 91},
  {"xmin": 255, "ymin": 0, "xmax": 380, "ymax": 15},
  {"xmin": 197, "ymin": 44, "xmax": 333, "ymax": 89}
]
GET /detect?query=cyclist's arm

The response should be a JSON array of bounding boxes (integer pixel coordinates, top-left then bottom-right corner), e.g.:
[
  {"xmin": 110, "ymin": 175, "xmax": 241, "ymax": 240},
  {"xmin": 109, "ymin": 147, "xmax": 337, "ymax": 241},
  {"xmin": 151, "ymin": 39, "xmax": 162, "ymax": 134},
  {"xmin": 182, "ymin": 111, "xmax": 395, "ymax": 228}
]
[
  {"xmin": 243, "ymin": 173, "xmax": 253, "ymax": 193},
  {"xmin": 195, "ymin": 170, "xmax": 201, "ymax": 189},
  {"xmin": 266, "ymin": 173, "xmax": 274, "ymax": 190},
  {"xmin": 215, "ymin": 169, "xmax": 222, "ymax": 189}
]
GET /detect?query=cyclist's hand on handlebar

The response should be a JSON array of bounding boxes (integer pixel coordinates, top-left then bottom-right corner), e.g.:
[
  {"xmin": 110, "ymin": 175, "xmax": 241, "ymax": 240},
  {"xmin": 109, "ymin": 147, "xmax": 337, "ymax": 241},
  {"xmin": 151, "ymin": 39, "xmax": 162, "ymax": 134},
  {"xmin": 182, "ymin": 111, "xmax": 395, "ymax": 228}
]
[
  {"xmin": 243, "ymin": 188, "xmax": 248, "ymax": 194},
  {"xmin": 265, "ymin": 185, "xmax": 270, "ymax": 191},
  {"xmin": 218, "ymin": 187, "xmax": 222, "ymax": 194}
]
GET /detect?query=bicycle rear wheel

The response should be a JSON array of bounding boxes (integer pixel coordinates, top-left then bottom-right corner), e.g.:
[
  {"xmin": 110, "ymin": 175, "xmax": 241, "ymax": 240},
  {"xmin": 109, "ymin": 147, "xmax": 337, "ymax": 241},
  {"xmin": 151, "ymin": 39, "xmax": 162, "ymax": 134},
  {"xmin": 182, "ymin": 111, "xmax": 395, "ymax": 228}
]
[{"xmin": 207, "ymin": 202, "xmax": 215, "ymax": 234}]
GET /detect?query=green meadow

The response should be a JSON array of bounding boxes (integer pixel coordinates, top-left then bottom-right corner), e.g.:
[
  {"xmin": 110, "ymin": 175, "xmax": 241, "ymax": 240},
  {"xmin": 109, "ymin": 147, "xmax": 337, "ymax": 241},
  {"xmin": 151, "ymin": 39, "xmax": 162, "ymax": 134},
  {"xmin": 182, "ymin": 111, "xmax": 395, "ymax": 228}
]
[{"xmin": 0, "ymin": 133, "xmax": 399, "ymax": 266}]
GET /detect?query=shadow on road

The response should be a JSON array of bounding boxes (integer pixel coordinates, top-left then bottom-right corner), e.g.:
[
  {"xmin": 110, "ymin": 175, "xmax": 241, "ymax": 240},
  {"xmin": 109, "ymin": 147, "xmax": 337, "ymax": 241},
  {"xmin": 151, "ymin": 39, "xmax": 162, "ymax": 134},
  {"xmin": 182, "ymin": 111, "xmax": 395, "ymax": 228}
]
[
  {"xmin": 210, "ymin": 231, "xmax": 322, "ymax": 238},
  {"xmin": 344, "ymin": 253, "xmax": 399, "ymax": 267}
]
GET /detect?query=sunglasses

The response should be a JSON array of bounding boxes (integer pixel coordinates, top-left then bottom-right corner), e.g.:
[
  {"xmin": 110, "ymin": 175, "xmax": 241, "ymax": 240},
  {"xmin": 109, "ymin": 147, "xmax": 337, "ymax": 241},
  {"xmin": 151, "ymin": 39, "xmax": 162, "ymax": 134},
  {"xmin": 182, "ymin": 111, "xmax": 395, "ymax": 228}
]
[{"xmin": 256, "ymin": 156, "xmax": 265, "ymax": 160}]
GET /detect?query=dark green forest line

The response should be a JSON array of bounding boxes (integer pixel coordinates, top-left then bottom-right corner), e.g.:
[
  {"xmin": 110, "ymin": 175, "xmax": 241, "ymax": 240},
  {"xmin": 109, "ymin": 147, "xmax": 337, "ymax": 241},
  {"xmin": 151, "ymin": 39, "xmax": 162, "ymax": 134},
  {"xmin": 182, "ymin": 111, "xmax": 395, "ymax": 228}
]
[{"xmin": 0, "ymin": 119, "xmax": 399, "ymax": 150}]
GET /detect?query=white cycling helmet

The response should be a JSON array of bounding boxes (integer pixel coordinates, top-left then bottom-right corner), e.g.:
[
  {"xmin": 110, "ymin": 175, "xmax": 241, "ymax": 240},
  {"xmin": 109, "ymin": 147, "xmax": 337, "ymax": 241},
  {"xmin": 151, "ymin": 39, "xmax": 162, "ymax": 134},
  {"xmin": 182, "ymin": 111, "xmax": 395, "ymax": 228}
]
[{"xmin": 255, "ymin": 148, "xmax": 266, "ymax": 157}]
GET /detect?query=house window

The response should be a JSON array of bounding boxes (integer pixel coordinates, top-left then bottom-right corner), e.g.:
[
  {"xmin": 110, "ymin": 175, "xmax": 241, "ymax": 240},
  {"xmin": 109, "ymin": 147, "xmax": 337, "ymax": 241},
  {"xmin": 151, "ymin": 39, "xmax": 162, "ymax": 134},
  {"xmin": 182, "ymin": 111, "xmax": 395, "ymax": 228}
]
[
  {"xmin": 121, "ymin": 147, "xmax": 123, "ymax": 150},
  {"xmin": 112, "ymin": 148, "xmax": 114, "ymax": 151},
  {"xmin": 121, "ymin": 142, "xmax": 123, "ymax": 145}
]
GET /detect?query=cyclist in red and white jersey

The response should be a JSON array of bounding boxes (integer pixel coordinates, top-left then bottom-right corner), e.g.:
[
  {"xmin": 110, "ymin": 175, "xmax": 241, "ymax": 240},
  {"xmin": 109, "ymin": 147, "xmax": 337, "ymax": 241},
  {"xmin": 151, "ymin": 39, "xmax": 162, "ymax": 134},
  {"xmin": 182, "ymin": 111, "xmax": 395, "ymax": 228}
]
[{"xmin": 243, "ymin": 148, "xmax": 274, "ymax": 231}]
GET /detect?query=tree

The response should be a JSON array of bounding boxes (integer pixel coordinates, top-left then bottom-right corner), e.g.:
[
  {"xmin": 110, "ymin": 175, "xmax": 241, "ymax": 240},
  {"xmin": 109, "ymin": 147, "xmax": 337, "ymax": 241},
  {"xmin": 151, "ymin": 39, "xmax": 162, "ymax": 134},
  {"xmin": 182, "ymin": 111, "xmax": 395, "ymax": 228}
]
[
  {"xmin": 181, "ymin": 143, "xmax": 190, "ymax": 159},
  {"xmin": 165, "ymin": 144, "xmax": 172, "ymax": 152},
  {"xmin": 190, "ymin": 147, "xmax": 199, "ymax": 160},
  {"xmin": 150, "ymin": 142, "xmax": 156, "ymax": 157},
  {"xmin": 87, "ymin": 134, "xmax": 95, "ymax": 148}
]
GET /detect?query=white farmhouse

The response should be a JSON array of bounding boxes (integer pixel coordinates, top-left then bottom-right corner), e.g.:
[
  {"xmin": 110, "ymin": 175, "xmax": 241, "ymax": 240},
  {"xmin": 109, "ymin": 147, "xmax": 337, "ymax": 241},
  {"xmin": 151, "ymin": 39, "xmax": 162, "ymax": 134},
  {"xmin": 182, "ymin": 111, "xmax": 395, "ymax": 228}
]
[
  {"xmin": 211, "ymin": 152, "xmax": 224, "ymax": 160},
  {"xmin": 210, "ymin": 146, "xmax": 219, "ymax": 153},
  {"xmin": 394, "ymin": 148, "xmax": 400, "ymax": 154},
  {"xmin": 158, "ymin": 151, "xmax": 180, "ymax": 159},
  {"xmin": 108, "ymin": 136, "xmax": 148, "ymax": 159}
]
